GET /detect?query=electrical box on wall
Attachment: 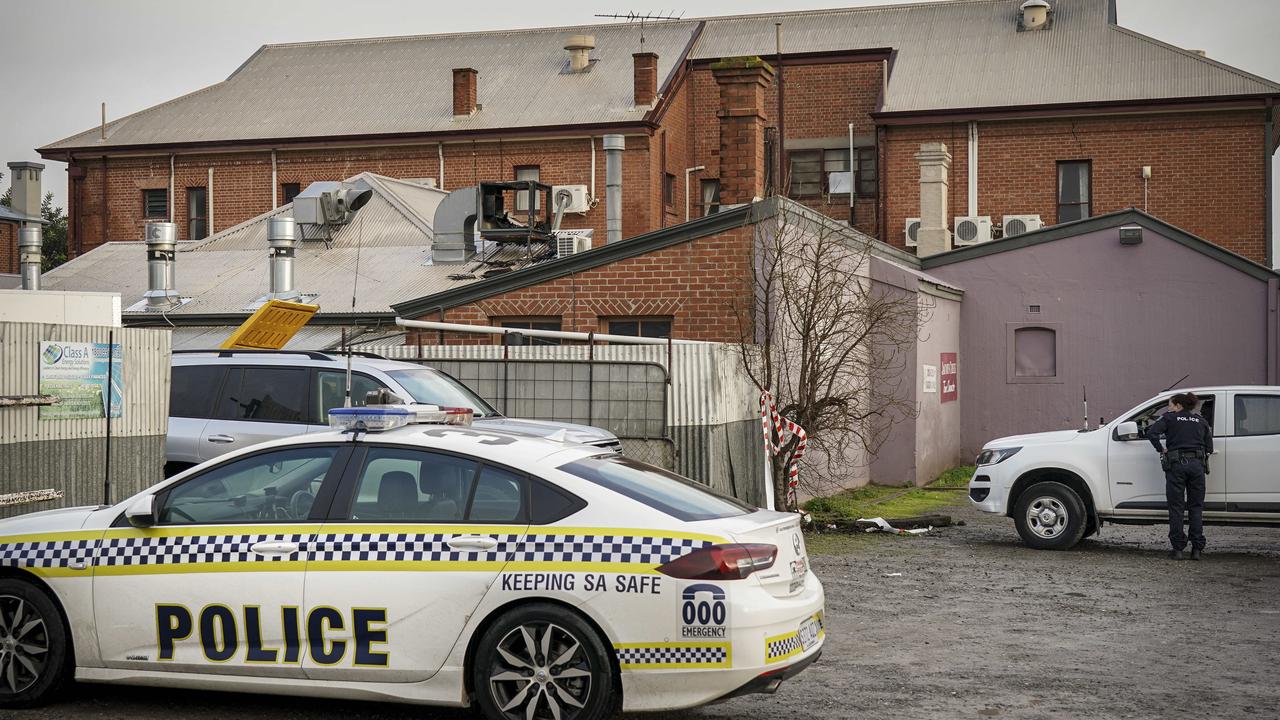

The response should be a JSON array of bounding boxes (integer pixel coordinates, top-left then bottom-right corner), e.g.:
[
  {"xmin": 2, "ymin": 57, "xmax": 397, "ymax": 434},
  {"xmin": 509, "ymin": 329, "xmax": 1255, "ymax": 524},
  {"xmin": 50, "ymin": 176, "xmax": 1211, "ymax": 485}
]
[{"xmin": 551, "ymin": 185, "xmax": 590, "ymax": 213}]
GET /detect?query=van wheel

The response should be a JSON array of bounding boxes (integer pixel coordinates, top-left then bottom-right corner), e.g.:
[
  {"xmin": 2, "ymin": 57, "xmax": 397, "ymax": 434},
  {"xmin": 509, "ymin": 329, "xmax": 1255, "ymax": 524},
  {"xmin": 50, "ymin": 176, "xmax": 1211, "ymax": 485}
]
[
  {"xmin": 0, "ymin": 579, "xmax": 72, "ymax": 709},
  {"xmin": 473, "ymin": 603, "xmax": 614, "ymax": 720},
  {"xmin": 1014, "ymin": 481, "xmax": 1087, "ymax": 550}
]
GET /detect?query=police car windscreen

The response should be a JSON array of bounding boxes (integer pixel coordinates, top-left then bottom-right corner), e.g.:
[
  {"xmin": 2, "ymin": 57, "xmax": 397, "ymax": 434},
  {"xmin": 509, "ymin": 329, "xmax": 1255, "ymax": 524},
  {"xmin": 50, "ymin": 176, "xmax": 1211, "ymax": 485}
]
[
  {"xmin": 386, "ymin": 369, "xmax": 498, "ymax": 417},
  {"xmin": 558, "ymin": 455, "xmax": 753, "ymax": 521}
]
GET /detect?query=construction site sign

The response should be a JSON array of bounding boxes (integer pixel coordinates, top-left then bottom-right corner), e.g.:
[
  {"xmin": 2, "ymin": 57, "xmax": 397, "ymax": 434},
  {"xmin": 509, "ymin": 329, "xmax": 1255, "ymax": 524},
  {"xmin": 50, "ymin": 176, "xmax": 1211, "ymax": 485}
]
[{"xmin": 220, "ymin": 300, "xmax": 319, "ymax": 350}]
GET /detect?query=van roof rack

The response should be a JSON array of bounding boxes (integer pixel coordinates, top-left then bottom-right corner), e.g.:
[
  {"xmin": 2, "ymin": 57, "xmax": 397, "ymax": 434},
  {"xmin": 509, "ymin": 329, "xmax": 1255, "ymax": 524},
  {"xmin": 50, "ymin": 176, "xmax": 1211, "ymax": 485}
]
[{"xmin": 172, "ymin": 349, "xmax": 387, "ymax": 361}]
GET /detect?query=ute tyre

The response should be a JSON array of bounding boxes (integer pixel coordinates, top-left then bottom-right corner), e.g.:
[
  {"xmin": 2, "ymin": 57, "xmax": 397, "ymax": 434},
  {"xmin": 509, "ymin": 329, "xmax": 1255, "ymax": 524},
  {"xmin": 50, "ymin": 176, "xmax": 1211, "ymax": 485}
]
[
  {"xmin": 1014, "ymin": 481, "xmax": 1088, "ymax": 550},
  {"xmin": 474, "ymin": 603, "xmax": 614, "ymax": 720},
  {"xmin": 0, "ymin": 578, "xmax": 71, "ymax": 709}
]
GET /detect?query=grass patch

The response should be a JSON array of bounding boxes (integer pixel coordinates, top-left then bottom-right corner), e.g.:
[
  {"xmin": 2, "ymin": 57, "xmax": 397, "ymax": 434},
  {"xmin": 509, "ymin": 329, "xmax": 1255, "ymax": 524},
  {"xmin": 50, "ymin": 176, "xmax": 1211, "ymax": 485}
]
[{"xmin": 802, "ymin": 464, "xmax": 975, "ymax": 526}]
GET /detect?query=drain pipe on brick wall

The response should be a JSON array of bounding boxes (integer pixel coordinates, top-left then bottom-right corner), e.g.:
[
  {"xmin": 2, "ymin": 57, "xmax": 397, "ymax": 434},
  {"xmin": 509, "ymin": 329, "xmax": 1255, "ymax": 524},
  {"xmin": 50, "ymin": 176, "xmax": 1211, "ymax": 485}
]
[{"xmin": 685, "ymin": 166, "xmax": 705, "ymax": 221}]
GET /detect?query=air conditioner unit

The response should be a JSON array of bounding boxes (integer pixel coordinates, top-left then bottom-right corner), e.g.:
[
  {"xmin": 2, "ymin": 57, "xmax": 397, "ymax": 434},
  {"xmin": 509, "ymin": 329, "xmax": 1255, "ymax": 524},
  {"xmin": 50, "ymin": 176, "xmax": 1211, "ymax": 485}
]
[
  {"xmin": 953, "ymin": 216, "xmax": 993, "ymax": 246},
  {"xmin": 904, "ymin": 218, "xmax": 921, "ymax": 248},
  {"xmin": 551, "ymin": 185, "xmax": 590, "ymax": 213},
  {"xmin": 1002, "ymin": 214, "xmax": 1043, "ymax": 237},
  {"xmin": 554, "ymin": 229, "xmax": 593, "ymax": 258}
]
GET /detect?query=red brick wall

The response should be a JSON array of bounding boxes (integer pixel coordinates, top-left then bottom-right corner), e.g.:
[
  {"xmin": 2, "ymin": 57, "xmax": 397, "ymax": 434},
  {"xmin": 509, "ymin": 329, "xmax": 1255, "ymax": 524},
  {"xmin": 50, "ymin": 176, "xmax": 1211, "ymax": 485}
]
[
  {"xmin": 67, "ymin": 137, "xmax": 656, "ymax": 256},
  {"xmin": 411, "ymin": 225, "xmax": 756, "ymax": 344},
  {"xmin": 883, "ymin": 110, "xmax": 1269, "ymax": 263},
  {"xmin": 0, "ymin": 223, "xmax": 15, "ymax": 275}
]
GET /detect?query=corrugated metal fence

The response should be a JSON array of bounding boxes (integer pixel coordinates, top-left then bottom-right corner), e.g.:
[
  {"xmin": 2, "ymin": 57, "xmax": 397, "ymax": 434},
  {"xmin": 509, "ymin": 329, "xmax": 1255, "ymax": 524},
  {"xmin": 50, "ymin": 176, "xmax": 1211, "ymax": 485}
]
[
  {"xmin": 0, "ymin": 322, "xmax": 170, "ymax": 518},
  {"xmin": 359, "ymin": 342, "xmax": 768, "ymax": 506}
]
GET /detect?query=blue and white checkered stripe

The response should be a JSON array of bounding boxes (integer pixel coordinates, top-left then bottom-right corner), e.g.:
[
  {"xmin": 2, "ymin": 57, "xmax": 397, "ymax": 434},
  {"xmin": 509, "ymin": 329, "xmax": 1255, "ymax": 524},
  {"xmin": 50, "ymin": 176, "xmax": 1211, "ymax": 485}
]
[
  {"xmin": 0, "ymin": 531, "xmax": 711, "ymax": 570},
  {"xmin": 97, "ymin": 534, "xmax": 309, "ymax": 567},
  {"xmin": 617, "ymin": 645, "xmax": 729, "ymax": 667},
  {"xmin": 0, "ymin": 539, "xmax": 98, "ymax": 569}
]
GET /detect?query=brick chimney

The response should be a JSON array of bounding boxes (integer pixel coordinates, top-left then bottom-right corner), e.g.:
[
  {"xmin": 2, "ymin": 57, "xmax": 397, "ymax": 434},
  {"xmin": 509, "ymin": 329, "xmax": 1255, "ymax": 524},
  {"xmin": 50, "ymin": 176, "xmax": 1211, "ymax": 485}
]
[
  {"xmin": 452, "ymin": 68, "xmax": 478, "ymax": 117},
  {"xmin": 711, "ymin": 57, "xmax": 775, "ymax": 205},
  {"xmin": 6, "ymin": 161, "xmax": 44, "ymax": 219},
  {"xmin": 915, "ymin": 142, "xmax": 952, "ymax": 257},
  {"xmin": 633, "ymin": 52, "xmax": 658, "ymax": 107}
]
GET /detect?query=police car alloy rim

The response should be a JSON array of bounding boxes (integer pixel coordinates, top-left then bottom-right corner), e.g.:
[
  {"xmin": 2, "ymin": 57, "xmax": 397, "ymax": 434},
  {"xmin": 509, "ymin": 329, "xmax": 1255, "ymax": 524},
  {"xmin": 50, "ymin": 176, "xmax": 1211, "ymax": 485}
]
[
  {"xmin": 1026, "ymin": 496, "xmax": 1067, "ymax": 539},
  {"xmin": 0, "ymin": 595, "xmax": 49, "ymax": 695},
  {"xmin": 489, "ymin": 621, "xmax": 593, "ymax": 720}
]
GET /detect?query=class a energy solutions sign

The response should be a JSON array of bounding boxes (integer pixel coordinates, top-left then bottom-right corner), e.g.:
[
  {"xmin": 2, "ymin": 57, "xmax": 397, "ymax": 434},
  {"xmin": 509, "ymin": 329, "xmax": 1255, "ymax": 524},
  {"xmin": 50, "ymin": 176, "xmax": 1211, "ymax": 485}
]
[{"xmin": 38, "ymin": 342, "xmax": 123, "ymax": 420}]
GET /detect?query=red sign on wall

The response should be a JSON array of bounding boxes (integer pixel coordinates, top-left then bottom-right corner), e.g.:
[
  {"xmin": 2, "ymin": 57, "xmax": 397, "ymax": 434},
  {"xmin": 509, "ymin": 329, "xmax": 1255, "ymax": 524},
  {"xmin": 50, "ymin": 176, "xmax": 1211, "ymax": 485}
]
[{"xmin": 940, "ymin": 352, "xmax": 958, "ymax": 403}]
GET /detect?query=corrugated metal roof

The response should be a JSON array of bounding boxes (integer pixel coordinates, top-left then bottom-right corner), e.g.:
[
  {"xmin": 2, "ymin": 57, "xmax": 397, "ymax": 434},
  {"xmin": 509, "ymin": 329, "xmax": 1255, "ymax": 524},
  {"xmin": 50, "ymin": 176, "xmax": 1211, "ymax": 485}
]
[
  {"xmin": 41, "ymin": 21, "xmax": 700, "ymax": 151},
  {"xmin": 0, "ymin": 205, "xmax": 43, "ymax": 224},
  {"xmin": 693, "ymin": 0, "xmax": 1279, "ymax": 112},
  {"xmin": 169, "ymin": 324, "xmax": 381, "ymax": 351},
  {"xmin": 37, "ymin": 172, "xmax": 554, "ymax": 317}
]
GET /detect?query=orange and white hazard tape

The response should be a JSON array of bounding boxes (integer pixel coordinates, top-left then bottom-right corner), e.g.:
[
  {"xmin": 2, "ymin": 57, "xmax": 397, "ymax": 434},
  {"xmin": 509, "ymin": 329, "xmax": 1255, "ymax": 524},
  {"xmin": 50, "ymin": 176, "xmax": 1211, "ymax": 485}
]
[{"xmin": 760, "ymin": 390, "xmax": 807, "ymax": 510}]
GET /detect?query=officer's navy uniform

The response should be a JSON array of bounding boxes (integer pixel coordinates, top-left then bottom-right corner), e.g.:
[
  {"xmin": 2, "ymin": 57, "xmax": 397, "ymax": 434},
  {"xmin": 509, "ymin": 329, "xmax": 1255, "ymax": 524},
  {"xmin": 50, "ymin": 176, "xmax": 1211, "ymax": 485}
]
[{"xmin": 1147, "ymin": 409, "xmax": 1213, "ymax": 553}]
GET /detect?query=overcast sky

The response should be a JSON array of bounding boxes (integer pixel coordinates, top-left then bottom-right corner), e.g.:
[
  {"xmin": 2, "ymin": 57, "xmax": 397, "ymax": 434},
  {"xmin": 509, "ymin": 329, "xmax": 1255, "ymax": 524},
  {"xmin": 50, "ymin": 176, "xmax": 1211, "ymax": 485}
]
[{"xmin": 2, "ymin": 0, "xmax": 1277, "ymax": 258}]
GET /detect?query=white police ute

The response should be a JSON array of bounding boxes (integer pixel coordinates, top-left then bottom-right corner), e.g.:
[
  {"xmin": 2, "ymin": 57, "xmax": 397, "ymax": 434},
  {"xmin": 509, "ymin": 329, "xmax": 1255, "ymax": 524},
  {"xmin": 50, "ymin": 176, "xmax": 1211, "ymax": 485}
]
[{"xmin": 0, "ymin": 405, "xmax": 824, "ymax": 718}]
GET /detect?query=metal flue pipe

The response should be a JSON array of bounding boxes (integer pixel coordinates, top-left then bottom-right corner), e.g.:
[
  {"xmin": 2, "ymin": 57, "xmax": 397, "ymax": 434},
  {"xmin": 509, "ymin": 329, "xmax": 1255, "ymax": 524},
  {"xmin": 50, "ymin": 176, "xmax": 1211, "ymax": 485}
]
[
  {"xmin": 143, "ymin": 222, "xmax": 179, "ymax": 307},
  {"xmin": 603, "ymin": 134, "xmax": 625, "ymax": 244},
  {"xmin": 268, "ymin": 216, "xmax": 300, "ymax": 300},
  {"xmin": 18, "ymin": 227, "xmax": 42, "ymax": 291}
]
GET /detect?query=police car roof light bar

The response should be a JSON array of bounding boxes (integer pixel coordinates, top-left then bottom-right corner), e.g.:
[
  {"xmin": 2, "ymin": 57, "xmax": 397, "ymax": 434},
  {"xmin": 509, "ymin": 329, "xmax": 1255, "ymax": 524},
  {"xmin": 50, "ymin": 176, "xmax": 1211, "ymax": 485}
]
[{"xmin": 327, "ymin": 404, "xmax": 474, "ymax": 433}]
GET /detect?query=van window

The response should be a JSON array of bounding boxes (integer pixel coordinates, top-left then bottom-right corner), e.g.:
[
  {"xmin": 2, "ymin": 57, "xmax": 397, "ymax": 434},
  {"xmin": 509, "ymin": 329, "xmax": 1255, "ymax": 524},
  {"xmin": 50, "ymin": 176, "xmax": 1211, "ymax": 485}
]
[
  {"xmin": 170, "ymin": 365, "xmax": 225, "ymax": 418},
  {"xmin": 314, "ymin": 371, "xmax": 388, "ymax": 423},
  {"xmin": 1234, "ymin": 394, "xmax": 1280, "ymax": 437},
  {"xmin": 1128, "ymin": 396, "xmax": 1216, "ymax": 437},
  {"xmin": 216, "ymin": 367, "xmax": 308, "ymax": 422}
]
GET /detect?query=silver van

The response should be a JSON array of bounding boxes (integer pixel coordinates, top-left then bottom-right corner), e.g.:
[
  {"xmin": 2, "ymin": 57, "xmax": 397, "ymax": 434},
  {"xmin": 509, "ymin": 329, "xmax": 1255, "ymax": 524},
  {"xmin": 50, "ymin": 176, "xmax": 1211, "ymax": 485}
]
[{"xmin": 166, "ymin": 349, "xmax": 621, "ymax": 475}]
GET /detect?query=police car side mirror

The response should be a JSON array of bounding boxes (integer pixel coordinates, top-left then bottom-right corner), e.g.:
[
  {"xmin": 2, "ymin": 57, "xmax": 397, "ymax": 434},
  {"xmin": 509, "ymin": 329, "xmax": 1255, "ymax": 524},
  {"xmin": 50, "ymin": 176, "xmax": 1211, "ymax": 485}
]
[
  {"xmin": 1115, "ymin": 421, "xmax": 1141, "ymax": 441},
  {"xmin": 125, "ymin": 495, "xmax": 158, "ymax": 528}
]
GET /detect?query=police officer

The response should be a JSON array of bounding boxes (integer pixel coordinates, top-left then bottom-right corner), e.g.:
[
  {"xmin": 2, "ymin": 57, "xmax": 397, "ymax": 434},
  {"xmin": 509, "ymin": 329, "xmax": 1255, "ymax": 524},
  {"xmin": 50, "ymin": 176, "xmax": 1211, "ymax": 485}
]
[{"xmin": 1147, "ymin": 392, "xmax": 1213, "ymax": 560}]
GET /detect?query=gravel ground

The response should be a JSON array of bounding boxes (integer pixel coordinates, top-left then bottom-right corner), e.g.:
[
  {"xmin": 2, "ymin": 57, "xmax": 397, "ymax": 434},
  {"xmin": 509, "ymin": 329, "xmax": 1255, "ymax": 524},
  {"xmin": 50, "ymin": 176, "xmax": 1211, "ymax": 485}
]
[{"xmin": 15, "ymin": 505, "xmax": 1280, "ymax": 720}]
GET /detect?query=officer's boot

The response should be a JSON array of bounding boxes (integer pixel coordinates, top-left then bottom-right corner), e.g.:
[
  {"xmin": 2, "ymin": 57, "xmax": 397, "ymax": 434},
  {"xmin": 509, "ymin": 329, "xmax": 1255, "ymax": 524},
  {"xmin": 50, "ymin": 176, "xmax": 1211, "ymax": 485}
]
[
  {"xmin": 1168, "ymin": 549, "xmax": 1184, "ymax": 560},
  {"xmin": 1190, "ymin": 548, "xmax": 1202, "ymax": 561}
]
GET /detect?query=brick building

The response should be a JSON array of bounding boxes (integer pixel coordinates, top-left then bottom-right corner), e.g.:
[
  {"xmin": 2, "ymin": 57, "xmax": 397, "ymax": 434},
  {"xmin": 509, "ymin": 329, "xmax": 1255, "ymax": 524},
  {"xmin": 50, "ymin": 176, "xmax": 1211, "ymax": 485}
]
[{"xmin": 35, "ymin": 0, "xmax": 1280, "ymax": 268}]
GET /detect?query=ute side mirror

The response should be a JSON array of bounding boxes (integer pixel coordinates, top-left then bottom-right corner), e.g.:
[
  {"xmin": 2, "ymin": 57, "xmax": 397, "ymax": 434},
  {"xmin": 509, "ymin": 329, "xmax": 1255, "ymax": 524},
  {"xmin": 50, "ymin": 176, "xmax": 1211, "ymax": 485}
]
[
  {"xmin": 1114, "ymin": 421, "xmax": 1141, "ymax": 441},
  {"xmin": 125, "ymin": 495, "xmax": 158, "ymax": 528}
]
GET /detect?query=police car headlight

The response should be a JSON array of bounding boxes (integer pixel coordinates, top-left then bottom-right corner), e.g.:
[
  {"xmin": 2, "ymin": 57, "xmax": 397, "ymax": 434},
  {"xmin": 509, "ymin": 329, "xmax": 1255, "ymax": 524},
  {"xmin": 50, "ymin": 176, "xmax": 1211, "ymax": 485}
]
[{"xmin": 976, "ymin": 447, "xmax": 1021, "ymax": 466}]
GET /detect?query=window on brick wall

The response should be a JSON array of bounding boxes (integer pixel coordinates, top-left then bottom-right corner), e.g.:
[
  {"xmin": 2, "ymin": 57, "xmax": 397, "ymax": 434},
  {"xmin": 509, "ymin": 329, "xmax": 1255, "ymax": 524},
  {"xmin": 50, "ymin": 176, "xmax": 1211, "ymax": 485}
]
[
  {"xmin": 143, "ymin": 189, "xmax": 168, "ymax": 219},
  {"xmin": 499, "ymin": 318, "xmax": 561, "ymax": 345},
  {"xmin": 607, "ymin": 318, "xmax": 672, "ymax": 339},
  {"xmin": 1057, "ymin": 161, "xmax": 1091, "ymax": 223},
  {"xmin": 700, "ymin": 180, "xmax": 721, "ymax": 216},
  {"xmin": 187, "ymin": 187, "xmax": 208, "ymax": 240},
  {"xmin": 789, "ymin": 149, "xmax": 852, "ymax": 198},
  {"xmin": 855, "ymin": 147, "xmax": 877, "ymax": 198},
  {"xmin": 515, "ymin": 166, "xmax": 540, "ymax": 212},
  {"xmin": 663, "ymin": 173, "xmax": 676, "ymax": 208},
  {"xmin": 282, "ymin": 183, "xmax": 301, "ymax": 204}
]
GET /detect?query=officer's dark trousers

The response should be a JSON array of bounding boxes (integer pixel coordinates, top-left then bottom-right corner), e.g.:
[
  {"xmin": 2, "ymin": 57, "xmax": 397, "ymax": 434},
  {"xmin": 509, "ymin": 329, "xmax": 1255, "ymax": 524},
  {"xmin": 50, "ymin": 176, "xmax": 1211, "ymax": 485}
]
[{"xmin": 1165, "ymin": 460, "xmax": 1206, "ymax": 551}]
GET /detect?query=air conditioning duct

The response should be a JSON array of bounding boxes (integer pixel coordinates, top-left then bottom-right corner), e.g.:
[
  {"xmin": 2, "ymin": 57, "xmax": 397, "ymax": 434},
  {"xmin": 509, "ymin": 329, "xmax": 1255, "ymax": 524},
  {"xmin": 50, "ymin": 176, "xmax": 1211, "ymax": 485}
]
[
  {"xmin": 554, "ymin": 229, "xmax": 594, "ymax": 258},
  {"xmin": 293, "ymin": 180, "xmax": 373, "ymax": 232},
  {"xmin": 953, "ymin": 216, "xmax": 993, "ymax": 246},
  {"xmin": 432, "ymin": 186, "xmax": 480, "ymax": 263},
  {"xmin": 904, "ymin": 218, "xmax": 921, "ymax": 248},
  {"xmin": 1002, "ymin": 214, "xmax": 1043, "ymax": 237},
  {"xmin": 143, "ymin": 222, "xmax": 180, "ymax": 307}
]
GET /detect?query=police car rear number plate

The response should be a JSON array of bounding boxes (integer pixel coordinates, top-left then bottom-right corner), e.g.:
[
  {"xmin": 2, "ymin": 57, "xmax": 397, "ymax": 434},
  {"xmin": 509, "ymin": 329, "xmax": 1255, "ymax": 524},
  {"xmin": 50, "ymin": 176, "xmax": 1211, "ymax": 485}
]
[{"xmin": 797, "ymin": 617, "xmax": 820, "ymax": 651}]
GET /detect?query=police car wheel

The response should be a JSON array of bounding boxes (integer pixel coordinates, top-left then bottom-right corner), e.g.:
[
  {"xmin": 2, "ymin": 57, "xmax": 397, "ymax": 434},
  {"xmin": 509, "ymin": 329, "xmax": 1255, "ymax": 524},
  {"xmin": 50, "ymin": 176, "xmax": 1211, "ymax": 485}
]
[
  {"xmin": 0, "ymin": 579, "xmax": 71, "ymax": 709},
  {"xmin": 1013, "ymin": 481, "xmax": 1087, "ymax": 551},
  {"xmin": 474, "ymin": 603, "xmax": 613, "ymax": 720}
]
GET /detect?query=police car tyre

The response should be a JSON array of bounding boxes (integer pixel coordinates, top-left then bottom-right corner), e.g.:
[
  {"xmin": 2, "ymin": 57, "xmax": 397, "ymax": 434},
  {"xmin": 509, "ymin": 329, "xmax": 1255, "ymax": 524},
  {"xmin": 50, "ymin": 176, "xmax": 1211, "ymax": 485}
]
[
  {"xmin": 1013, "ymin": 481, "xmax": 1088, "ymax": 550},
  {"xmin": 0, "ymin": 579, "xmax": 71, "ymax": 709},
  {"xmin": 473, "ymin": 603, "xmax": 614, "ymax": 720}
]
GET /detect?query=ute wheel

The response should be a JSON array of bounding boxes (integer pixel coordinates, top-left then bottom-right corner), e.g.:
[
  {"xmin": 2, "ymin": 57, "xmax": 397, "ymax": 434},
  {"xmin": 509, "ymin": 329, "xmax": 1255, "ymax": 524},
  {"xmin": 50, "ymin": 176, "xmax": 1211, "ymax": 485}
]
[
  {"xmin": 1014, "ymin": 481, "xmax": 1088, "ymax": 550},
  {"xmin": 473, "ymin": 603, "xmax": 614, "ymax": 720},
  {"xmin": 0, "ymin": 578, "xmax": 72, "ymax": 709}
]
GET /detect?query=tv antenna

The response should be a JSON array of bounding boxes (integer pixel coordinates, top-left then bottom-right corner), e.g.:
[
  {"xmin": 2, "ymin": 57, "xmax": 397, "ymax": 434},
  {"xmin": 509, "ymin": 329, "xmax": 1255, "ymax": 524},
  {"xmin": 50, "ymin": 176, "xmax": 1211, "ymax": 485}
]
[{"xmin": 594, "ymin": 10, "xmax": 684, "ymax": 51}]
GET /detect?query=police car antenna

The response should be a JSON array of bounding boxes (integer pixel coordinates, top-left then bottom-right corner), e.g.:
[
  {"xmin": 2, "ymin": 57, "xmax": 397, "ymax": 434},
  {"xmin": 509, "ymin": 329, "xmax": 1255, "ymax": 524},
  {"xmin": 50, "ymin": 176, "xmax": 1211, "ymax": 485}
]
[
  {"xmin": 1082, "ymin": 385, "xmax": 1088, "ymax": 431},
  {"xmin": 1163, "ymin": 373, "xmax": 1190, "ymax": 393}
]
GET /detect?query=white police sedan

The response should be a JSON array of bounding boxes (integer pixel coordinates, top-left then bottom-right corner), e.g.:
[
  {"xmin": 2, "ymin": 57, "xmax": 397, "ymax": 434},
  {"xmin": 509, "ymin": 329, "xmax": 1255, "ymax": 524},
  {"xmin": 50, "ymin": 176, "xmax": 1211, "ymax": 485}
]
[{"xmin": 0, "ymin": 405, "xmax": 824, "ymax": 719}]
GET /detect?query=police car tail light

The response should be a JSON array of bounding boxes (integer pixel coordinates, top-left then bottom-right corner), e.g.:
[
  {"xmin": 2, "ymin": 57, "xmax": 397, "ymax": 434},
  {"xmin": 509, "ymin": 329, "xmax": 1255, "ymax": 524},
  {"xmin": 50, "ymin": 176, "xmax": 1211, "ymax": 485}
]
[{"xmin": 656, "ymin": 543, "xmax": 777, "ymax": 580}]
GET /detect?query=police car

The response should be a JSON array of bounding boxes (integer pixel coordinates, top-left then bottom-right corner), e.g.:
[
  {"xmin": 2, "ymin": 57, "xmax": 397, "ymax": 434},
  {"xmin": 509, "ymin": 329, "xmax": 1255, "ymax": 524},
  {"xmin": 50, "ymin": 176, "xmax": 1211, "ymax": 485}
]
[{"xmin": 0, "ymin": 404, "xmax": 824, "ymax": 718}]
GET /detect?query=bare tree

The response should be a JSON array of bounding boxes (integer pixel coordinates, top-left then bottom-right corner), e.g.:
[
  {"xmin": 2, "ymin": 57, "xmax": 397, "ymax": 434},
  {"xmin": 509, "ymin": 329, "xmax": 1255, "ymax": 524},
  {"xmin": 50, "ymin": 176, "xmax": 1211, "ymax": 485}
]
[{"xmin": 734, "ymin": 200, "xmax": 928, "ymax": 509}]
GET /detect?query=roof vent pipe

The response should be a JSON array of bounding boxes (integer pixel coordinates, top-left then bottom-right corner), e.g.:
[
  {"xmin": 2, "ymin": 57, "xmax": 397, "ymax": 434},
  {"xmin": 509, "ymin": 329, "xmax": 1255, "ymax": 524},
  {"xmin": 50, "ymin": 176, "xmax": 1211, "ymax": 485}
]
[
  {"xmin": 1019, "ymin": 0, "xmax": 1052, "ymax": 31},
  {"xmin": 564, "ymin": 34, "xmax": 595, "ymax": 73},
  {"xmin": 603, "ymin": 135, "xmax": 625, "ymax": 244},
  {"xmin": 18, "ymin": 227, "xmax": 42, "ymax": 291},
  {"xmin": 143, "ymin": 222, "xmax": 179, "ymax": 307},
  {"xmin": 268, "ymin": 216, "xmax": 300, "ymax": 300}
]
